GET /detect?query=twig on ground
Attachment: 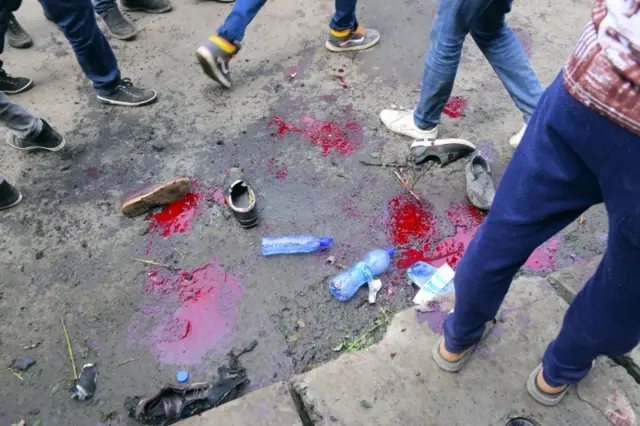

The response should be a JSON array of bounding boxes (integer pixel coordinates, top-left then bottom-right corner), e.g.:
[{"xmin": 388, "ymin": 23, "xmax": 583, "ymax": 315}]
[
  {"xmin": 61, "ymin": 316, "xmax": 78, "ymax": 380},
  {"xmin": 393, "ymin": 170, "xmax": 421, "ymax": 202},
  {"xmin": 360, "ymin": 160, "xmax": 408, "ymax": 168},
  {"xmin": 173, "ymin": 247, "xmax": 185, "ymax": 260},
  {"xmin": 117, "ymin": 358, "xmax": 138, "ymax": 366},
  {"xmin": 133, "ymin": 258, "xmax": 179, "ymax": 271},
  {"xmin": 4, "ymin": 368, "xmax": 23, "ymax": 381},
  {"xmin": 410, "ymin": 162, "xmax": 435, "ymax": 190}
]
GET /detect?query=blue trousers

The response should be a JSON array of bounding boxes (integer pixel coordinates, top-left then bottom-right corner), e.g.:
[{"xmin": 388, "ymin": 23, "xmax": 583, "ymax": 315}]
[
  {"xmin": 36, "ymin": 0, "xmax": 121, "ymax": 94},
  {"xmin": 444, "ymin": 73, "xmax": 640, "ymax": 387},
  {"xmin": 217, "ymin": 0, "xmax": 358, "ymax": 43},
  {"xmin": 415, "ymin": 0, "xmax": 542, "ymax": 128},
  {"xmin": 92, "ymin": 0, "xmax": 115, "ymax": 15}
]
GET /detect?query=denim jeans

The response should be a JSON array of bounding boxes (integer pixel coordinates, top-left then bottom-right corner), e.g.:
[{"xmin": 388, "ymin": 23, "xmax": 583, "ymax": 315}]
[
  {"xmin": 0, "ymin": 91, "xmax": 42, "ymax": 139},
  {"xmin": 217, "ymin": 0, "xmax": 358, "ymax": 43},
  {"xmin": 92, "ymin": 0, "xmax": 116, "ymax": 15},
  {"xmin": 414, "ymin": 0, "xmax": 542, "ymax": 129},
  {"xmin": 444, "ymin": 73, "xmax": 640, "ymax": 387},
  {"xmin": 39, "ymin": 0, "xmax": 121, "ymax": 95}
]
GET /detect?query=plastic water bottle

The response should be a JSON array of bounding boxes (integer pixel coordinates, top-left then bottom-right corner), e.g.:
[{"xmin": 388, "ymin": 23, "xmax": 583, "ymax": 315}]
[
  {"xmin": 328, "ymin": 248, "xmax": 395, "ymax": 301},
  {"xmin": 262, "ymin": 235, "xmax": 333, "ymax": 256}
]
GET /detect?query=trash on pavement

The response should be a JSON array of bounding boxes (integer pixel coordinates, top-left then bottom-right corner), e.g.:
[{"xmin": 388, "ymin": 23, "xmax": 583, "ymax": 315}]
[
  {"xmin": 289, "ymin": 71, "xmax": 297, "ymax": 80},
  {"xmin": 329, "ymin": 248, "xmax": 395, "ymax": 302},
  {"xmin": 71, "ymin": 363, "xmax": 97, "ymax": 401},
  {"xmin": 127, "ymin": 340, "xmax": 257, "ymax": 424},
  {"xmin": 121, "ymin": 178, "xmax": 192, "ymax": 218},
  {"xmin": 367, "ymin": 278, "xmax": 382, "ymax": 304},
  {"xmin": 223, "ymin": 168, "xmax": 258, "ymax": 228},
  {"xmin": 465, "ymin": 153, "xmax": 495, "ymax": 210},
  {"xmin": 10, "ymin": 356, "xmax": 35, "ymax": 371},
  {"xmin": 262, "ymin": 235, "xmax": 333, "ymax": 256},
  {"xmin": 176, "ymin": 371, "xmax": 189, "ymax": 384},
  {"xmin": 410, "ymin": 138, "xmax": 475, "ymax": 166},
  {"xmin": 410, "ymin": 262, "xmax": 455, "ymax": 305},
  {"xmin": 360, "ymin": 399, "xmax": 373, "ymax": 409}
]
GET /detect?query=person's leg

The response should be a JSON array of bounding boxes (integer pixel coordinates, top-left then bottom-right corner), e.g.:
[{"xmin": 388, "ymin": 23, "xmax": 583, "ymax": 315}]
[
  {"xmin": 442, "ymin": 73, "xmax": 602, "ymax": 356},
  {"xmin": 0, "ymin": 4, "xmax": 33, "ymax": 94},
  {"xmin": 0, "ymin": 91, "xmax": 41, "ymax": 139},
  {"xmin": 91, "ymin": 0, "xmax": 115, "ymax": 15},
  {"xmin": 380, "ymin": 0, "xmax": 493, "ymax": 140},
  {"xmin": 7, "ymin": 13, "xmax": 33, "ymax": 49},
  {"xmin": 195, "ymin": 0, "xmax": 266, "ymax": 88},
  {"xmin": 325, "ymin": 0, "xmax": 379, "ymax": 53},
  {"xmin": 40, "ymin": 0, "xmax": 157, "ymax": 106},
  {"xmin": 0, "ymin": 176, "xmax": 22, "ymax": 210},
  {"xmin": 93, "ymin": 0, "xmax": 138, "ymax": 41},
  {"xmin": 470, "ymin": 0, "xmax": 542, "ymax": 146}
]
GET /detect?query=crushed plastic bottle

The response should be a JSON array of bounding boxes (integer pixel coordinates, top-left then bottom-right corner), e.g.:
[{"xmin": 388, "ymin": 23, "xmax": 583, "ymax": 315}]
[
  {"xmin": 262, "ymin": 235, "xmax": 333, "ymax": 256},
  {"xmin": 329, "ymin": 248, "xmax": 395, "ymax": 302}
]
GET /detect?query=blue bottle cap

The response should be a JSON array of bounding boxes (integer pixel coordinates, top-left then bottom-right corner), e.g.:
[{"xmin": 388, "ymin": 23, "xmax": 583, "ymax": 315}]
[
  {"xmin": 176, "ymin": 371, "xmax": 189, "ymax": 383},
  {"xmin": 385, "ymin": 247, "xmax": 396, "ymax": 257},
  {"xmin": 319, "ymin": 238, "xmax": 334, "ymax": 249}
]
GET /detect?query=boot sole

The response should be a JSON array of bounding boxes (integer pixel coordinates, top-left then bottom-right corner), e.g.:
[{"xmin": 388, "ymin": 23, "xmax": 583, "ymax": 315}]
[
  {"xmin": 8, "ymin": 38, "xmax": 33, "ymax": 49},
  {"xmin": 0, "ymin": 192, "xmax": 23, "ymax": 211},
  {"xmin": 122, "ymin": 177, "xmax": 191, "ymax": 217},
  {"xmin": 121, "ymin": 5, "xmax": 173, "ymax": 13},
  {"xmin": 97, "ymin": 91, "xmax": 158, "ymax": 107},
  {"xmin": 196, "ymin": 46, "xmax": 231, "ymax": 89},
  {"xmin": 324, "ymin": 34, "xmax": 380, "ymax": 52},
  {"xmin": 6, "ymin": 136, "xmax": 66, "ymax": 152},
  {"xmin": 2, "ymin": 78, "xmax": 33, "ymax": 95}
]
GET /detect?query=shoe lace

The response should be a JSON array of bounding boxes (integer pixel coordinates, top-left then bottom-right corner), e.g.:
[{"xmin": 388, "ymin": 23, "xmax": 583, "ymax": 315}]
[
  {"xmin": 9, "ymin": 17, "xmax": 25, "ymax": 37},
  {"xmin": 119, "ymin": 77, "xmax": 134, "ymax": 88}
]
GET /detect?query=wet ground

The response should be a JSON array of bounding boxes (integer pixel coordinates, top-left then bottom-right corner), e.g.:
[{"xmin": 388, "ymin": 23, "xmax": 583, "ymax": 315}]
[{"xmin": 0, "ymin": 0, "xmax": 605, "ymax": 424}]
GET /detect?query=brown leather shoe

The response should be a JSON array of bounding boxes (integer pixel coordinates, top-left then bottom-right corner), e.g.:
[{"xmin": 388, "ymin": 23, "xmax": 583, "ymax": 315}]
[{"xmin": 121, "ymin": 177, "xmax": 191, "ymax": 217}]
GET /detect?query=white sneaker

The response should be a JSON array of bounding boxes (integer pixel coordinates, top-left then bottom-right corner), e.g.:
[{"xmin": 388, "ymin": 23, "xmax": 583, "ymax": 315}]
[
  {"xmin": 379, "ymin": 109, "xmax": 438, "ymax": 140},
  {"xmin": 509, "ymin": 124, "xmax": 527, "ymax": 147}
]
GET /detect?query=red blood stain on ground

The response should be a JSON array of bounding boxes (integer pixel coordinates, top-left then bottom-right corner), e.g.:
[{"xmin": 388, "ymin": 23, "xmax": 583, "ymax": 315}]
[
  {"xmin": 149, "ymin": 192, "xmax": 202, "ymax": 237},
  {"xmin": 443, "ymin": 96, "xmax": 468, "ymax": 119},
  {"xmin": 335, "ymin": 75, "xmax": 348, "ymax": 89},
  {"xmin": 387, "ymin": 195, "xmax": 561, "ymax": 273},
  {"xmin": 338, "ymin": 68, "xmax": 344, "ymax": 73},
  {"xmin": 269, "ymin": 115, "xmax": 363, "ymax": 157},
  {"xmin": 267, "ymin": 158, "xmax": 289, "ymax": 180},
  {"xmin": 320, "ymin": 95, "xmax": 338, "ymax": 103},
  {"xmin": 145, "ymin": 260, "xmax": 242, "ymax": 365},
  {"xmin": 87, "ymin": 167, "xmax": 98, "ymax": 178}
]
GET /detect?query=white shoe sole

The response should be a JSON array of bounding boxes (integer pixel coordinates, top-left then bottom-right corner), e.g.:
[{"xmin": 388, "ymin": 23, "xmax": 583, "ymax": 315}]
[
  {"xmin": 196, "ymin": 46, "xmax": 231, "ymax": 89},
  {"xmin": 6, "ymin": 136, "xmax": 66, "ymax": 152},
  {"xmin": 0, "ymin": 192, "xmax": 23, "ymax": 211},
  {"xmin": 324, "ymin": 34, "xmax": 380, "ymax": 53},
  {"xmin": 97, "ymin": 91, "xmax": 158, "ymax": 107}
]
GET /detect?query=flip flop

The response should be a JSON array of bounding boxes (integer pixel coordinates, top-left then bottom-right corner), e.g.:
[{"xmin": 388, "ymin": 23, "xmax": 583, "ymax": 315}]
[
  {"xmin": 432, "ymin": 319, "xmax": 496, "ymax": 372},
  {"xmin": 527, "ymin": 364, "xmax": 570, "ymax": 406}
]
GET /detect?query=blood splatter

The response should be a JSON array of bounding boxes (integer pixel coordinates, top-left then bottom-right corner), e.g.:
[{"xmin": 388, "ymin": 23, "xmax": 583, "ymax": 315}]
[
  {"xmin": 320, "ymin": 95, "xmax": 338, "ymax": 103},
  {"xmin": 267, "ymin": 158, "xmax": 289, "ymax": 180},
  {"xmin": 523, "ymin": 236, "xmax": 561, "ymax": 272},
  {"xmin": 338, "ymin": 68, "xmax": 344, "ymax": 73},
  {"xmin": 87, "ymin": 167, "xmax": 98, "ymax": 178},
  {"xmin": 149, "ymin": 192, "xmax": 202, "ymax": 238},
  {"xmin": 335, "ymin": 75, "xmax": 348, "ymax": 89},
  {"xmin": 443, "ymin": 96, "xmax": 467, "ymax": 118},
  {"xmin": 269, "ymin": 115, "xmax": 363, "ymax": 157},
  {"xmin": 145, "ymin": 260, "xmax": 243, "ymax": 365},
  {"xmin": 387, "ymin": 195, "xmax": 438, "ymax": 247}
]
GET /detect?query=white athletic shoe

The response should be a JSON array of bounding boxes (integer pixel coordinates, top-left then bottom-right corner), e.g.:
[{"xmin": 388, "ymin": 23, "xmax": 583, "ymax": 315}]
[
  {"xmin": 379, "ymin": 109, "xmax": 439, "ymax": 140},
  {"xmin": 509, "ymin": 124, "xmax": 527, "ymax": 147}
]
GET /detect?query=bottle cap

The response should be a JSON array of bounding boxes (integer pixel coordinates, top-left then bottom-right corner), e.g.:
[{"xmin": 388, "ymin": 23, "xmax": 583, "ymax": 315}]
[
  {"xmin": 176, "ymin": 371, "xmax": 189, "ymax": 383},
  {"xmin": 385, "ymin": 247, "xmax": 396, "ymax": 257},
  {"xmin": 319, "ymin": 238, "xmax": 334, "ymax": 249}
]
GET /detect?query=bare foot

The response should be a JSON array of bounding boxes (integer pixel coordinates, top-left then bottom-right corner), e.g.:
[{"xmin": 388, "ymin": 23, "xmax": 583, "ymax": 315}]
[
  {"xmin": 536, "ymin": 369, "xmax": 568, "ymax": 394},
  {"xmin": 439, "ymin": 339, "xmax": 472, "ymax": 362}
]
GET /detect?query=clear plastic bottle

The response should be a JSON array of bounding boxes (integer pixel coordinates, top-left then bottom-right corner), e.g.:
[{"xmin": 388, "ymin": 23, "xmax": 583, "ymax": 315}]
[
  {"xmin": 261, "ymin": 235, "xmax": 333, "ymax": 256},
  {"xmin": 328, "ymin": 247, "xmax": 395, "ymax": 301}
]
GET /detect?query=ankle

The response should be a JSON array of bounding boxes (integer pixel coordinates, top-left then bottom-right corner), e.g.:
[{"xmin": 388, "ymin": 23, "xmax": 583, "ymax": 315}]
[{"xmin": 536, "ymin": 370, "xmax": 567, "ymax": 394}]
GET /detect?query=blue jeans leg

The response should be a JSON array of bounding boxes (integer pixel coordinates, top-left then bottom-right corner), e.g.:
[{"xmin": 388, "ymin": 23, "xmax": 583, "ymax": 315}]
[
  {"xmin": 0, "ymin": 1, "xmax": 23, "ymax": 54},
  {"xmin": 470, "ymin": 1, "xmax": 542, "ymax": 122},
  {"xmin": 443, "ymin": 73, "xmax": 640, "ymax": 386},
  {"xmin": 330, "ymin": 0, "xmax": 357, "ymax": 32},
  {"xmin": 40, "ymin": 0, "xmax": 120, "ymax": 95},
  {"xmin": 217, "ymin": 0, "xmax": 267, "ymax": 43},
  {"xmin": 92, "ymin": 0, "xmax": 117, "ymax": 15}
]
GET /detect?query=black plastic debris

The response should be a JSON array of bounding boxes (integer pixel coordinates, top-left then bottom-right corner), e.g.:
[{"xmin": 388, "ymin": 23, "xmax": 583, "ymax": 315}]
[
  {"xmin": 126, "ymin": 340, "xmax": 258, "ymax": 425},
  {"xmin": 71, "ymin": 363, "xmax": 97, "ymax": 400},
  {"xmin": 11, "ymin": 356, "xmax": 35, "ymax": 371}
]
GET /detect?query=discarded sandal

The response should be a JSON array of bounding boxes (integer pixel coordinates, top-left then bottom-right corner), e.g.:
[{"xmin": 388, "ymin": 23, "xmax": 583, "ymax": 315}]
[
  {"xmin": 527, "ymin": 364, "xmax": 571, "ymax": 406},
  {"xmin": 71, "ymin": 363, "xmax": 97, "ymax": 400},
  {"xmin": 432, "ymin": 319, "xmax": 496, "ymax": 372},
  {"xmin": 465, "ymin": 154, "xmax": 495, "ymax": 210},
  {"xmin": 130, "ymin": 382, "xmax": 213, "ymax": 424},
  {"xmin": 121, "ymin": 177, "xmax": 191, "ymax": 218},
  {"xmin": 410, "ymin": 138, "xmax": 475, "ymax": 166},
  {"xmin": 223, "ymin": 168, "xmax": 258, "ymax": 228}
]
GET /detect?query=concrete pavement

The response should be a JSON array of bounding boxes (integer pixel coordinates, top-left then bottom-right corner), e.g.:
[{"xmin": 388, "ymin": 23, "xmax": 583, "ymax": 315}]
[{"xmin": 181, "ymin": 267, "xmax": 640, "ymax": 425}]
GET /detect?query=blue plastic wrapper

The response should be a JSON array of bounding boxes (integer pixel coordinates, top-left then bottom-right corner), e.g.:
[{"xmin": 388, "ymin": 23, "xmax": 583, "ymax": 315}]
[{"xmin": 407, "ymin": 261, "xmax": 455, "ymax": 302}]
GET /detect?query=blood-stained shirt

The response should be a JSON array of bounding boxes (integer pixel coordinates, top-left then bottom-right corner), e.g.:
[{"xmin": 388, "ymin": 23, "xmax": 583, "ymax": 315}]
[{"xmin": 564, "ymin": 0, "xmax": 640, "ymax": 136}]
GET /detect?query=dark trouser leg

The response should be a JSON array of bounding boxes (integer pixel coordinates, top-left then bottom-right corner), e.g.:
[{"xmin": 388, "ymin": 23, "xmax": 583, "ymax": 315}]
[
  {"xmin": 330, "ymin": 0, "xmax": 357, "ymax": 32},
  {"xmin": 216, "ymin": 0, "xmax": 267, "ymax": 43},
  {"xmin": 40, "ymin": 0, "xmax": 120, "ymax": 95}
]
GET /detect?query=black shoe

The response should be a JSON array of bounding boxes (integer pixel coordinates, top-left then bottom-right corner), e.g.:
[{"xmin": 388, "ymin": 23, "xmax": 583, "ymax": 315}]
[
  {"xmin": 97, "ymin": 78, "xmax": 158, "ymax": 106},
  {"xmin": 8, "ymin": 14, "xmax": 33, "ymax": 49},
  {"xmin": 0, "ymin": 178, "xmax": 23, "ymax": 211},
  {"xmin": 223, "ymin": 168, "xmax": 258, "ymax": 228},
  {"xmin": 409, "ymin": 138, "xmax": 476, "ymax": 166},
  {"xmin": 120, "ymin": 0, "xmax": 173, "ymax": 13},
  {"xmin": 99, "ymin": 7, "xmax": 137, "ymax": 40},
  {"xmin": 6, "ymin": 119, "xmax": 65, "ymax": 152},
  {"xmin": 0, "ymin": 68, "xmax": 33, "ymax": 94}
]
